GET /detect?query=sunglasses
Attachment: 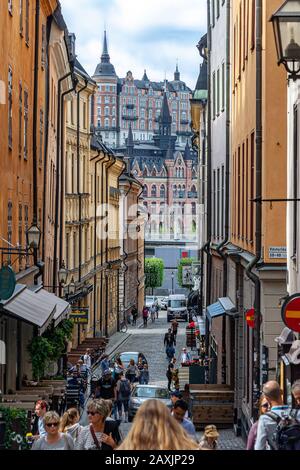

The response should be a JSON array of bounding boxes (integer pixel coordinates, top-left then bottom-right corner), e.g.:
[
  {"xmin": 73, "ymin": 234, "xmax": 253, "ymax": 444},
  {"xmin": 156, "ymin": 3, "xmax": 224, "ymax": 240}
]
[
  {"xmin": 261, "ymin": 403, "xmax": 269, "ymax": 409},
  {"xmin": 87, "ymin": 411, "xmax": 99, "ymax": 416},
  {"xmin": 46, "ymin": 422, "xmax": 59, "ymax": 428}
]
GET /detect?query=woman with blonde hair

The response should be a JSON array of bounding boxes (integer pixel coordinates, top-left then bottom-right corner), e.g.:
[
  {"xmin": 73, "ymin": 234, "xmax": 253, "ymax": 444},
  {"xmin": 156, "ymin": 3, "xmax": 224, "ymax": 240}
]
[
  {"xmin": 117, "ymin": 399, "xmax": 199, "ymax": 450},
  {"xmin": 32, "ymin": 411, "xmax": 74, "ymax": 450},
  {"xmin": 59, "ymin": 408, "xmax": 83, "ymax": 442}
]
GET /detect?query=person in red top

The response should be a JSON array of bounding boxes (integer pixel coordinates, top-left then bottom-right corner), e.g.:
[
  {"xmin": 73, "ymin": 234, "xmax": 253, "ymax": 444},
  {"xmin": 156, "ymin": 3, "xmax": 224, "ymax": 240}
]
[{"xmin": 142, "ymin": 306, "xmax": 149, "ymax": 328}]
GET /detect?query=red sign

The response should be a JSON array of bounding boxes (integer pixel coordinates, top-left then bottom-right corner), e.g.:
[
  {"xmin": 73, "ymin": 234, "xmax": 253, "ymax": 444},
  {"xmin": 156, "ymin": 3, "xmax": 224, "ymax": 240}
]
[
  {"xmin": 282, "ymin": 295, "xmax": 300, "ymax": 333},
  {"xmin": 246, "ymin": 308, "xmax": 255, "ymax": 329},
  {"xmin": 182, "ymin": 251, "xmax": 188, "ymax": 258}
]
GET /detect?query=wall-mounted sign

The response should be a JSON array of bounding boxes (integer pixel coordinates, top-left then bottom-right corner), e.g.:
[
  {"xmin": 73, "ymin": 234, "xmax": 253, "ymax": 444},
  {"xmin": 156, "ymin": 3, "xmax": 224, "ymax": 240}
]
[
  {"xmin": 269, "ymin": 246, "xmax": 287, "ymax": 259},
  {"xmin": 0, "ymin": 266, "xmax": 16, "ymax": 300},
  {"xmin": 246, "ymin": 308, "xmax": 255, "ymax": 329},
  {"xmin": 70, "ymin": 307, "xmax": 89, "ymax": 324},
  {"xmin": 182, "ymin": 266, "xmax": 193, "ymax": 286},
  {"xmin": 282, "ymin": 294, "xmax": 300, "ymax": 333}
]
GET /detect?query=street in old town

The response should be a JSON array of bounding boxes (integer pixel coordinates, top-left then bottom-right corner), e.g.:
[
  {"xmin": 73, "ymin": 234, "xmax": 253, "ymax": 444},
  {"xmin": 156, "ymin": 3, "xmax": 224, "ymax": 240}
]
[{"xmin": 1, "ymin": 0, "xmax": 300, "ymax": 459}]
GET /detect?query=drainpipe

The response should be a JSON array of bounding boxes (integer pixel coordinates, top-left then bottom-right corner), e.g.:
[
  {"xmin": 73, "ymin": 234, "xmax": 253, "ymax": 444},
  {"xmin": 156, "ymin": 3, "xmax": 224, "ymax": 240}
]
[
  {"xmin": 77, "ymin": 79, "xmax": 89, "ymax": 284},
  {"xmin": 42, "ymin": 16, "xmax": 53, "ymax": 268},
  {"xmin": 205, "ymin": 0, "xmax": 213, "ymax": 356},
  {"xmin": 105, "ymin": 154, "xmax": 116, "ymax": 336},
  {"xmin": 59, "ymin": 77, "xmax": 78, "ymax": 281},
  {"xmin": 245, "ymin": 0, "xmax": 262, "ymax": 420},
  {"xmin": 90, "ymin": 150, "xmax": 107, "ymax": 337},
  {"xmin": 216, "ymin": 0, "xmax": 231, "ymax": 384},
  {"xmin": 32, "ymin": 0, "xmax": 40, "ymax": 243},
  {"xmin": 53, "ymin": 71, "xmax": 72, "ymax": 292},
  {"xmin": 101, "ymin": 154, "xmax": 110, "ymax": 335}
]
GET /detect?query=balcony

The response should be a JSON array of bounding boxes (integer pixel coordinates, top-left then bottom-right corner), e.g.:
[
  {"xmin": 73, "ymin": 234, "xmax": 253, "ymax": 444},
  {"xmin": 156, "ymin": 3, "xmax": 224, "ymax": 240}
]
[{"xmin": 122, "ymin": 115, "xmax": 138, "ymax": 121}]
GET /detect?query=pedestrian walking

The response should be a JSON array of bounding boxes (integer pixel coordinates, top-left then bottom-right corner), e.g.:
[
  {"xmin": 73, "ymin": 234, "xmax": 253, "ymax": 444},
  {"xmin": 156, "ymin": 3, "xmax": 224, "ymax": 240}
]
[
  {"xmin": 199, "ymin": 425, "xmax": 219, "ymax": 450},
  {"xmin": 59, "ymin": 408, "xmax": 83, "ymax": 444},
  {"xmin": 164, "ymin": 328, "xmax": 176, "ymax": 349},
  {"xmin": 155, "ymin": 303, "xmax": 159, "ymax": 319},
  {"xmin": 254, "ymin": 380, "xmax": 300, "ymax": 450},
  {"xmin": 83, "ymin": 349, "xmax": 92, "ymax": 371},
  {"xmin": 131, "ymin": 305, "xmax": 138, "ymax": 326},
  {"xmin": 172, "ymin": 400, "xmax": 198, "ymax": 442},
  {"xmin": 75, "ymin": 399, "xmax": 121, "ymax": 450},
  {"xmin": 32, "ymin": 412, "xmax": 74, "ymax": 450},
  {"xmin": 182, "ymin": 384, "xmax": 193, "ymax": 419},
  {"xmin": 166, "ymin": 358, "xmax": 177, "ymax": 391},
  {"xmin": 32, "ymin": 400, "xmax": 47, "ymax": 440},
  {"xmin": 166, "ymin": 343, "xmax": 175, "ymax": 361},
  {"xmin": 100, "ymin": 354, "xmax": 110, "ymax": 375},
  {"xmin": 180, "ymin": 348, "xmax": 191, "ymax": 365},
  {"xmin": 292, "ymin": 380, "xmax": 300, "ymax": 407},
  {"xmin": 97, "ymin": 370, "xmax": 117, "ymax": 401},
  {"xmin": 113, "ymin": 357, "xmax": 124, "ymax": 382},
  {"xmin": 150, "ymin": 304, "xmax": 156, "ymax": 323},
  {"xmin": 142, "ymin": 306, "xmax": 149, "ymax": 328},
  {"xmin": 139, "ymin": 364, "xmax": 149, "ymax": 385},
  {"xmin": 171, "ymin": 319, "xmax": 178, "ymax": 338},
  {"xmin": 116, "ymin": 372, "xmax": 132, "ymax": 423},
  {"xmin": 125, "ymin": 359, "xmax": 139, "ymax": 384},
  {"xmin": 246, "ymin": 396, "xmax": 270, "ymax": 450},
  {"xmin": 137, "ymin": 357, "xmax": 144, "ymax": 382},
  {"xmin": 117, "ymin": 400, "xmax": 199, "ymax": 450}
]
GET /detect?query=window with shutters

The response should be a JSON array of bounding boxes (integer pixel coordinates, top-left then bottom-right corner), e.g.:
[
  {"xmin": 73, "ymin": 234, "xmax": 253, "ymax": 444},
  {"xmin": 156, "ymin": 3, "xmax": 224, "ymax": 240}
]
[
  {"xmin": 20, "ymin": 0, "xmax": 23, "ymax": 35},
  {"xmin": 39, "ymin": 109, "xmax": 44, "ymax": 164},
  {"xmin": 25, "ymin": 0, "xmax": 29, "ymax": 45},
  {"xmin": 19, "ymin": 204, "xmax": 23, "ymax": 268},
  {"xmin": 41, "ymin": 24, "xmax": 46, "ymax": 69},
  {"xmin": 19, "ymin": 81, "xmax": 22, "ymax": 156},
  {"xmin": 8, "ymin": 0, "xmax": 13, "ymax": 15},
  {"xmin": 24, "ymin": 89, "xmax": 28, "ymax": 159},
  {"xmin": 8, "ymin": 67, "xmax": 13, "ymax": 149},
  {"xmin": 7, "ymin": 202, "xmax": 13, "ymax": 264}
]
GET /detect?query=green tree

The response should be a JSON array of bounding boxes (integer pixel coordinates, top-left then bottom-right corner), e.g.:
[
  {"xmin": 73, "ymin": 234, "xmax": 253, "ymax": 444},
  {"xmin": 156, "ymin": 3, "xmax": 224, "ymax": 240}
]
[
  {"xmin": 177, "ymin": 257, "xmax": 196, "ymax": 288},
  {"xmin": 145, "ymin": 258, "xmax": 164, "ymax": 294}
]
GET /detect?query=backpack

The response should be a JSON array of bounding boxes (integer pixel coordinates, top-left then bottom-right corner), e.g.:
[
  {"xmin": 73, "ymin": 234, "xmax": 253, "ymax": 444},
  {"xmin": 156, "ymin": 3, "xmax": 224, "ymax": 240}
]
[
  {"xmin": 119, "ymin": 379, "xmax": 131, "ymax": 398},
  {"xmin": 266, "ymin": 410, "xmax": 300, "ymax": 450}
]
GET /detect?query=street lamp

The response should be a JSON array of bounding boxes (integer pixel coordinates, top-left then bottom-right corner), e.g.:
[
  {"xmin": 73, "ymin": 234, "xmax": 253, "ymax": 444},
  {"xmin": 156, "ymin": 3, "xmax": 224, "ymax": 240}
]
[
  {"xmin": 171, "ymin": 272, "xmax": 175, "ymax": 295},
  {"xmin": 68, "ymin": 277, "xmax": 76, "ymax": 296},
  {"xmin": 271, "ymin": 0, "xmax": 300, "ymax": 81},
  {"xmin": 26, "ymin": 224, "xmax": 41, "ymax": 250},
  {"xmin": 58, "ymin": 261, "xmax": 68, "ymax": 286}
]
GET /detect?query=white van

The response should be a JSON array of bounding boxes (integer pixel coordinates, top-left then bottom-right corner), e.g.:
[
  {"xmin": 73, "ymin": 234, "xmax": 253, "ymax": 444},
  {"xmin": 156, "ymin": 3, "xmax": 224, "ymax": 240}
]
[{"xmin": 167, "ymin": 295, "xmax": 188, "ymax": 322}]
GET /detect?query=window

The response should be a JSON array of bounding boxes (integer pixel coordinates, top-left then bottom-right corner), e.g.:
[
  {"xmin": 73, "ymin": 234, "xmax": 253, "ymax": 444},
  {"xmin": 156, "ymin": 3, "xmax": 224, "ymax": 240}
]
[
  {"xmin": 24, "ymin": 89, "xmax": 28, "ymax": 159},
  {"xmin": 213, "ymin": 170, "xmax": 216, "ymax": 237},
  {"xmin": 19, "ymin": 81, "xmax": 22, "ymax": 156},
  {"xmin": 25, "ymin": 0, "xmax": 29, "ymax": 45},
  {"xmin": 105, "ymin": 118, "xmax": 109, "ymax": 128},
  {"xmin": 216, "ymin": 0, "xmax": 220, "ymax": 18},
  {"xmin": 151, "ymin": 185, "xmax": 157, "ymax": 198},
  {"xmin": 212, "ymin": 72, "xmax": 216, "ymax": 120},
  {"xmin": 19, "ymin": 203, "xmax": 23, "ymax": 267},
  {"xmin": 238, "ymin": 146, "xmax": 241, "ymax": 237},
  {"xmin": 217, "ymin": 69, "xmax": 220, "ymax": 115},
  {"xmin": 160, "ymin": 185, "xmax": 166, "ymax": 198},
  {"xmin": 250, "ymin": 132, "xmax": 255, "ymax": 243},
  {"xmin": 8, "ymin": 66, "xmax": 13, "ymax": 149},
  {"xmin": 24, "ymin": 205, "xmax": 29, "ymax": 265},
  {"xmin": 41, "ymin": 24, "xmax": 46, "ymax": 69},
  {"xmin": 7, "ymin": 202, "xmax": 13, "ymax": 264},
  {"xmin": 105, "ymin": 96, "xmax": 110, "ymax": 104},
  {"xmin": 221, "ymin": 165, "xmax": 225, "ymax": 238},
  {"xmin": 8, "ymin": 0, "xmax": 13, "ymax": 15},
  {"xmin": 221, "ymin": 62, "xmax": 225, "ymax": 112},
  {"xmin": 66, "ymin": 232, "xmax": 70, "ymax": 269},
  {"xmin": 211, "ymin": 0, "xmax": 215, "ymax": 27},
  {"xmin": 39, "ymin": 109, "xmax": 43, "ymax": 164},
  {"xmin": 251, "ymin": 0, "xmax": 255, "ymax": 51},
  {"xmin": 105, "ymin": 106, "xmax": 109, "ymax": 116},
  {"xmin": 83, "ymin": 102, "xmax": 87, "ymax": 129},
  {"xmin": 20, "ymin": 0, "xmax": 23, "ymax": 34}
]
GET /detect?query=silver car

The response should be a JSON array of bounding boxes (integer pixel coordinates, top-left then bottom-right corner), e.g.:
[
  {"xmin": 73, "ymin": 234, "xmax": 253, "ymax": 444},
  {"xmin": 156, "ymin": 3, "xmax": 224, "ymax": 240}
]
[{"xmin": 128, "ymin": 385, "xmax": 172, "ymax": 422}]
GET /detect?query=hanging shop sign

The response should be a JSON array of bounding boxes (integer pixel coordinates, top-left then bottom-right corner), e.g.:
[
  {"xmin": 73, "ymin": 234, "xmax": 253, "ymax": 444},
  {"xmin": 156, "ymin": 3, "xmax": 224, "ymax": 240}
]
[
  {"xmin": 281, "ymin": 295, "xmax": 300, "ymax": 333},
  {"xmin": 70, "ymin": 307, "xmax": 89, "ymax": 324},
  {"xmin": 182, "ymin": 266, "xmax": 193, "ymax": 287},
  {"xmin": 0, "ymin": 266, "xmax": 16, "ymax": 301},
  {"xmin": 246, "ymin": 308, "xmax": 255, "ymax": 329}
]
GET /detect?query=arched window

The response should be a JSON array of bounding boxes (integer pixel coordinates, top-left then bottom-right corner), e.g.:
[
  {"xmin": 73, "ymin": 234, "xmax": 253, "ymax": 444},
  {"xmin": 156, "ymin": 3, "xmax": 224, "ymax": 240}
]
[
  {"xmin": 143, "ymin": 167, "xmax": 148, "ymax": 177},
  {"xmin": 151, "ymin": 185, "xmax": 157, "ymax": 198},
  {"xmin": 152, "ymin": 168, "xmax": 156, "ymax": 177},
  {"xmin": 173, "ymin": 185, "xmax": 177, "ymax": 198},
  {"xmin": 160, "ymin": 185, "xmax": 166, "ymax": 198},
  {"xmin": 181, "ymin": 168, "xmax": 184, "ymax": 178},
  {"xmin": 143, "ymin": 185, "xmax": 148, "ymax": 197}
]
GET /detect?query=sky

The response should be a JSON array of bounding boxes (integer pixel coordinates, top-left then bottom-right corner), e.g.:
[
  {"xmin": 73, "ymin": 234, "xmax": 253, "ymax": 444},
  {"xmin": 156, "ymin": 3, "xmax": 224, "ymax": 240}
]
[{"xmin": 61, "ymin": 0, "xmax": 207, "ymax": 90}]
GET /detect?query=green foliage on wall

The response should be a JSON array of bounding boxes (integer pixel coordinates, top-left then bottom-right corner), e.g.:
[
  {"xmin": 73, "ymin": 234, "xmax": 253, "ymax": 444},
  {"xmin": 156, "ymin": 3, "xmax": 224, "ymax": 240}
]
[
  {"xmin": 145, "ymin": 258, "xmax": 164, "ymax": 290},
  {"xmin": 0, "ymin": 407, "xmax": 30, "ymax": 450}
]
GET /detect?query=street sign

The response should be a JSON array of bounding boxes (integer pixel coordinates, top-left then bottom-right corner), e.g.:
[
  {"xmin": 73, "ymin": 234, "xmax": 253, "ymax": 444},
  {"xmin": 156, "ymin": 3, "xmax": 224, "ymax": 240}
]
[
  {"xmin": 282, "ymin": 295, "xmax": 300, "ymax": 333},
  {"xmin": 246, "ymin": 308, "xmax": 255, "ymax": 329},
  {"xmin": 70, "ymin": 307, "xmax": 89, "ymax": 324},
  {"xmin": 0, "ymin": 266, "xmax": 16, "ymax": 300},
  {"xmin": 182, "ymin": 266, "xmax": 193, "ymax": 286},
  {"xmin": 269, "ymin": 246, "xmax": 287, "ymax": 259}
]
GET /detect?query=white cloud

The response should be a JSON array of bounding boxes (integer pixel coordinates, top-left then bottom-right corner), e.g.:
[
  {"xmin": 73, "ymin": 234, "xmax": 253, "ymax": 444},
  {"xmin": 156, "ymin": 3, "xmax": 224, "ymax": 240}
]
[{"xmin": 61, "ymin": 0, "xmax": 207, "ymax": 88}]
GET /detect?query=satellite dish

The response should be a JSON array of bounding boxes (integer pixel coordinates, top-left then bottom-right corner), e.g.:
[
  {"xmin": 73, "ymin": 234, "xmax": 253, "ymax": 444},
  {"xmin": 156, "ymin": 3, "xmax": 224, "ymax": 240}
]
[{"xmin": 44, "ymin": 361, "xmax": 58, "ymax": 377}]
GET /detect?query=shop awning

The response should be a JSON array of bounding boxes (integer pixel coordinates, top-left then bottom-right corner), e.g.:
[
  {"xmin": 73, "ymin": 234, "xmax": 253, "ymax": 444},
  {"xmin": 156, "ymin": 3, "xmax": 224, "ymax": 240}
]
[
  {"xmin": 0, "ymin": 285, "xmax": 56, "ymax": 335},
  {"xmin": 34, "ymin": 289, "xmax": 71, "ymax": 327},
  {"xmin": 206, "ymin": 297, "xmax": 237, "ymax": 322}
]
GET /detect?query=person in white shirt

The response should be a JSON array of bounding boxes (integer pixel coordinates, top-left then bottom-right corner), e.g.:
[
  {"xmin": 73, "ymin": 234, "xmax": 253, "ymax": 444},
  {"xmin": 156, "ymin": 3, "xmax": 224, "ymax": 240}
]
[
  {"xmin": 83, "ymin": 349, "xmax": 92, "ymax": 370},
  {"xmin": 180, "ymin": 348, "xmax": 191, "ymax": 365}
]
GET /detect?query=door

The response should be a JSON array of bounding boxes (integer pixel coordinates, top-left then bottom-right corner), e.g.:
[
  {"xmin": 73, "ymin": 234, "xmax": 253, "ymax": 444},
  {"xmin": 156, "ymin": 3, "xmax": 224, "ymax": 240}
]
[{"xmin": 0, "ymin": 317, "xmax": 7, "ymax": 394}]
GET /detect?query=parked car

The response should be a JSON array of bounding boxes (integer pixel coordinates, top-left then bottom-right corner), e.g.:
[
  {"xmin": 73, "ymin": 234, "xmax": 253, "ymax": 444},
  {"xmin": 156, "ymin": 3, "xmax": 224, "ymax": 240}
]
[
  {"xmin": 145, "ymin": 296, "xmax": 158, "ymax": 308},
  {"xmin": 160, "ymin": 296, "xmax": 169, "ymax": 310},
  {"xmin": 128, "ymin": 385, "xmax": 172, "ymax": 422},
  {"xmin": 167, "ymin": 294, "xmax": 188, "ymax": 322},
  {"xmin": 109, "ymin": 351, "xmax": 148, "ymax": 370}
]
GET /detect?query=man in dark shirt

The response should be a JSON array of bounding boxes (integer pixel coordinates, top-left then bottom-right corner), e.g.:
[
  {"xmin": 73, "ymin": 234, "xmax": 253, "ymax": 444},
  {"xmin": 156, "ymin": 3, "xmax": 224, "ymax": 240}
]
[
  {"xmin": 164, "ymin": 328, "xmax": 176, "ymax": 347},
  {"xmin": 98, "ymin": 369, "xmax": 117, "ymax": 400}
]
